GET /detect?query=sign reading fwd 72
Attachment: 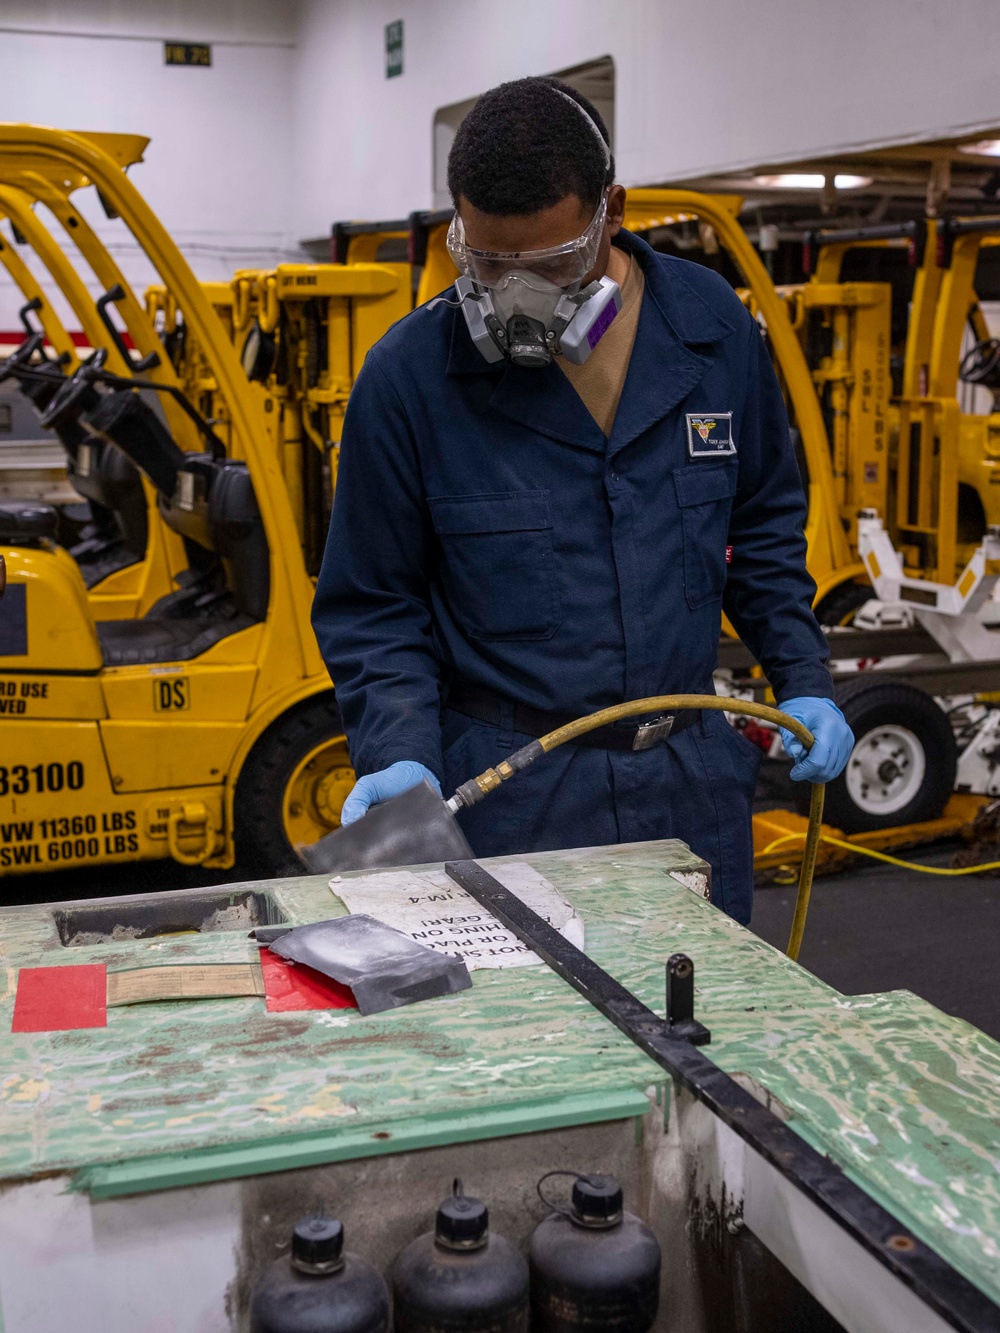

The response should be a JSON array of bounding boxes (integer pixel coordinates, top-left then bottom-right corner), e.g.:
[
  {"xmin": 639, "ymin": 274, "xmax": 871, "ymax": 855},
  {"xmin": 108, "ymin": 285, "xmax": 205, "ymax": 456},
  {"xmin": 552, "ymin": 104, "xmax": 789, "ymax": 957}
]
[{"xmin": 164, "ymin": 42, "xmax": 212, "ymax": 66}]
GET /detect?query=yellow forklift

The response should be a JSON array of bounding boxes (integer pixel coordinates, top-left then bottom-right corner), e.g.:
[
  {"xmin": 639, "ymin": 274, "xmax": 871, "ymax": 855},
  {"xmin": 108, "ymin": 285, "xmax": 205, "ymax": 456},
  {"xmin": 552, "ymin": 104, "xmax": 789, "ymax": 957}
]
[
  {"xmin": 631, "ymin": 206, "xmax": 999, "ymax": 604},
  {"xmin": 147, "ymin": 279, "xmax": 238, "ymax": 433},
  {"xmin": 0, "ymin": 137, "xmax": 208, "ymax": 622},
  {"xmin": 619, "ymin": 190, "xmax": 866, "ymax": 609},
  {"xmin": 749, "ymin": 215, "xmax": 1000, "ymax": 859},
  {"xmin": 231, "ymin": 260, "xmax": 411, "ymax": 572},
  {"xmin": 0, "ymin": 125, "xmax": 351, "ymax": 878},
  {"xmin": 799, "ymin": 217, "xmax": 1000, "ymax": 591},
  {"xmin": 330, "ymin": 207, "xmax": 457, "ymax": 306},
  {"xmin": 608, "ymin": 199, "xmax": 1000, "ymax": 855},
  {"xmin": 148, "ymin": 231, "xmax": 423, "ymax": 573},
  {"xmin": 0, "ymin": 180, "xmax": 186, "ymax": 619}
]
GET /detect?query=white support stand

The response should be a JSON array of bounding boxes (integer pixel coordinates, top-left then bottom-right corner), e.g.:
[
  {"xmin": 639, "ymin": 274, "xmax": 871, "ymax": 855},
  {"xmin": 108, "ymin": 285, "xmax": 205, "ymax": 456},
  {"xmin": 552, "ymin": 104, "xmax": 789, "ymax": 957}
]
[{"xmin": 856, "ymin": 510, "xmax": 1000, "ymax": 662}]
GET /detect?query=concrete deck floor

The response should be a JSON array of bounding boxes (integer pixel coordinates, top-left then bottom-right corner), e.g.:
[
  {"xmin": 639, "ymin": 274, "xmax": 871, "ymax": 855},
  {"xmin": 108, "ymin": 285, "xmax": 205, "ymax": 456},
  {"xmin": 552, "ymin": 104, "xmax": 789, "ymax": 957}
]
[
  {"xmin": 750, "ymin": 760, "xmax": 1000, "ymax": 1041},
  {"xmin": 750, "ymin": 842, "xmax": 1000, "ymax": 1042}
]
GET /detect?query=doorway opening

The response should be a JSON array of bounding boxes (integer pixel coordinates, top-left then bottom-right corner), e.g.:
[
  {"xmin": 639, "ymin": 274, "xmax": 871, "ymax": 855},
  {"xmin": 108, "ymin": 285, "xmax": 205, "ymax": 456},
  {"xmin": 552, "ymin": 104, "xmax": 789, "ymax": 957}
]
[{"xmin": 431, "ymin": 55, "xmax": 616, "ymax": 209}]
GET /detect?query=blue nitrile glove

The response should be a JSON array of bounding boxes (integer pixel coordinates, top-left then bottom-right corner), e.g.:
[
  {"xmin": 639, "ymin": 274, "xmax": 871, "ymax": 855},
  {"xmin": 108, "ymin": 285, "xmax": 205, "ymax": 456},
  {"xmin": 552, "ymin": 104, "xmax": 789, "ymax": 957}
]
[
  {"xmin": 777, "ymin": 697, "xmax": 855, "ymax": 783},
  {"xmin": 340, "ymin": 761, "xmax": 442, "ymax": 826}
]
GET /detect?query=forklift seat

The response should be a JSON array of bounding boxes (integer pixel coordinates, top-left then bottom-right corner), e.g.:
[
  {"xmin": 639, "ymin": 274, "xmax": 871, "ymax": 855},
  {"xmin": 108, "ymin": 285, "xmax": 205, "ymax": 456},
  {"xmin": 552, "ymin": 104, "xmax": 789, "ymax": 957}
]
[
  {"xmin": 66, "ymin": 438, "xmax": 149, "ymax": 588},
  {"xmin": 0, "ymin": 501, "xmax": 59, "ymax": 544},
  {"xmin": 7, "ymin": 364, "xmax": 150, "ymax": 583},
  {"xmin": 203, "ymin": 463, "xmax": 270, "ymax": 623},
  {"xmin": 96, "ymin": 609, "xmax": 256, "ymax": 666},
  {"xmin": 19, "ymin": 360, "xmax": 66, "ymax": 413},
  {"xmin": 86, "ymin": 390, "xmax": 186, "ymax": 499},
  {"xmin": 95, "ymin": 458, "xmax": 269, "ymax": 667}
]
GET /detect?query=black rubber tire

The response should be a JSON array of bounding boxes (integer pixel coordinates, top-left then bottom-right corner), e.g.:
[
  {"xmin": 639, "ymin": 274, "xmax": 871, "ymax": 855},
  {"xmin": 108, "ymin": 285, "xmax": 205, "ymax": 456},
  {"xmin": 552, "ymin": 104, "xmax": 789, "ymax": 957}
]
[
  {"xmin": 814, "ymin": 580, "xmax": 872, "ymax": 627},
  {"xmin": 794, "ymin": 677, "xmax": 957, "ymax": 833},
  {"xmin": 233, "ymin": 694, "xmax": 348, "ymax": 877}
]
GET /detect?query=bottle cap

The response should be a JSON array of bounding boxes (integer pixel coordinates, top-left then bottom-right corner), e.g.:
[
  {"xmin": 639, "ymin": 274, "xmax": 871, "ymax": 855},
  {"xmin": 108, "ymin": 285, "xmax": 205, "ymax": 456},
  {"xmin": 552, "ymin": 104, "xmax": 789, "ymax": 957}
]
[
  {"xmin": 291, "ymin": 1216, "xmax": 345, "ymax": 1273},
  {"xmin": 435, "ymin": 1179, "xmax": 489, "ymax": 1250},
  {"xmin": 571, "ymin": 1175, "xmax": 624, "ymax": 1227}
]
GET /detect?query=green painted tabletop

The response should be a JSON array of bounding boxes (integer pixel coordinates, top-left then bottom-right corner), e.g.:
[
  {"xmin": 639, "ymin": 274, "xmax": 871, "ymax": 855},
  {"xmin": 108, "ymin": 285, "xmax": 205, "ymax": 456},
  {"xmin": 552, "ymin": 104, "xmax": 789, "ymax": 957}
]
[{"xmin": 1, "ymin": 841, "xmax": 999, "ymax": 1306}]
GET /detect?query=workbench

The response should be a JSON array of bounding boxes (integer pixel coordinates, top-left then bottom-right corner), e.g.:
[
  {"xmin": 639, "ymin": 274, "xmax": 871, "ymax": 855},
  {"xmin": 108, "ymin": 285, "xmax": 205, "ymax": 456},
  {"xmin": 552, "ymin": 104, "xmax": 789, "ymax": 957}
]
[{"xmin": 1, "ymin": 840, "xmax": 998, "ymax": 1332}]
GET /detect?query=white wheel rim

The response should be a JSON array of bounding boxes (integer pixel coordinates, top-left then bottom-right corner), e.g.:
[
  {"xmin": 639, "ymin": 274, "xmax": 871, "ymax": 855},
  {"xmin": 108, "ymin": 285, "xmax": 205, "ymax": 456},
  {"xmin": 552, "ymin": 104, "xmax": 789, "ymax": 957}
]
[{"xmin": 844, "ymin": 723, "xmax": 926, "ymax": 815}]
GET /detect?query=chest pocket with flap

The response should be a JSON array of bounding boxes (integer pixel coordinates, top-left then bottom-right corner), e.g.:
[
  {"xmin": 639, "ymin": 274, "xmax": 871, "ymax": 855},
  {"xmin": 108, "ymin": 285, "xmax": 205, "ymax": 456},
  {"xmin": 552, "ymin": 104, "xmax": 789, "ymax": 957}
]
[
  {"xmin": 673, "ymin": 464, "xmax": 738, "ymax": 610},
  {"xmin": 428, "ymin": 491, "xmax": 559, "ymax": 640}
]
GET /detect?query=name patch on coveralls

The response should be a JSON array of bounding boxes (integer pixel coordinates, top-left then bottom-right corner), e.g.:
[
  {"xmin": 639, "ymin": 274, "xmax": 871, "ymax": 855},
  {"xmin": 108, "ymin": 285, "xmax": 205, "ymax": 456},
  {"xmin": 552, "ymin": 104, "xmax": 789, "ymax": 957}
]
[{"xmin": 686, "ymin": 412, "xmax": 735, "ymax": 457}]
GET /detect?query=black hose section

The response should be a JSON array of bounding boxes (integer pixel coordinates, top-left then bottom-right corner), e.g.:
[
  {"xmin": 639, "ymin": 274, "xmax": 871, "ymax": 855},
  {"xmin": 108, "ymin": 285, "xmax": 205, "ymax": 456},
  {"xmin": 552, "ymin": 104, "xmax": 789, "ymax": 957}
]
[
  {"xmin": 506, "ymin": 739, "xmax": 545, "ymax": 771},
  {"xmin": 452, "ymin": 739, "xmax": 544, "ymax": 808}
]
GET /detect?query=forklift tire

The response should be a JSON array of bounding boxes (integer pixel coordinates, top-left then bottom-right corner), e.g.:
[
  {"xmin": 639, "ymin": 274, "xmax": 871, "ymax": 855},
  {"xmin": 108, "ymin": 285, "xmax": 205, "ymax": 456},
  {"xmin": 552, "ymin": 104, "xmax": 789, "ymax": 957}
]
[
  {"xmin": 795, "ymin": 677, "xmax": 957, "ymax": 834},
  {"xmin": 233, "ymin": 695, "xmax": 355, "ymax": 877},
  {"xmin": 814, "ymin": 580, "xmax": 873, "ymax": 627}
]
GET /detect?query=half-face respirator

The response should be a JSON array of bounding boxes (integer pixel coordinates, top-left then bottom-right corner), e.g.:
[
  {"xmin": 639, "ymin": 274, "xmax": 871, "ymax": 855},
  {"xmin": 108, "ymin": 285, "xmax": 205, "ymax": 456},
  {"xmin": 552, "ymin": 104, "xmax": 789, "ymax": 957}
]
[{"xmin": 443, "ymin": 93, "xmax": 621, "ymax": 369}]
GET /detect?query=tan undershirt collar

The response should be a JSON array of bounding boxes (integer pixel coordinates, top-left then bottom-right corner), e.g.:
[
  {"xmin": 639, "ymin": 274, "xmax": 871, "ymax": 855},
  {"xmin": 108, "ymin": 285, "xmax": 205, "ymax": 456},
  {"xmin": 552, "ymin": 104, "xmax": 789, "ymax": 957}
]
[{"xmin": 558, "ymin": 249, "xmax": 645, "ymax": 438}]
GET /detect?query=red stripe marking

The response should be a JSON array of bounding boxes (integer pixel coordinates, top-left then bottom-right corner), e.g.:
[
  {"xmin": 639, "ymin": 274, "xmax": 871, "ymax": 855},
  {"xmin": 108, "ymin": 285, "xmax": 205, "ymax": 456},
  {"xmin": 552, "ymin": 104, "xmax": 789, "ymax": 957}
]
[
  {"xmin": 12, "ymin": 964, "xmax": 107, "ymax": 1032},
  {"xmin": 259, "ymin": 947, "xmax": 356, "ymax": 1013},
  {"xmin": 0, "ymin": 331, "xmax": 134, "ymax": 348}
]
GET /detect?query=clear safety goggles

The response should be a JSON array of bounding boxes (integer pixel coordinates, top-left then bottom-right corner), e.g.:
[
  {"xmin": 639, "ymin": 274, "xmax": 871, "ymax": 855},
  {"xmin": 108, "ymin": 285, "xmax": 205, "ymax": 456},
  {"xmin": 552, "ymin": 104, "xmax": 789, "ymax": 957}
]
[{"xmin": 446, "ymin": 191, "xmax": 609, "ymax": 290}]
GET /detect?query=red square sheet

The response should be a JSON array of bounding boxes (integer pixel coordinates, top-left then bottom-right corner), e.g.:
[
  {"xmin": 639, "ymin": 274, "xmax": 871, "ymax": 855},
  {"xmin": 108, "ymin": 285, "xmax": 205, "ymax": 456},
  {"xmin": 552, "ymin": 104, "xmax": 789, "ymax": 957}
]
[
  {"xmin": 12, "ymin": 964, "xmax": 107, "ymax": 1032},
  {"xmin": 259, "ymin": 948, "xmax": 356, "ymax": 1013}
]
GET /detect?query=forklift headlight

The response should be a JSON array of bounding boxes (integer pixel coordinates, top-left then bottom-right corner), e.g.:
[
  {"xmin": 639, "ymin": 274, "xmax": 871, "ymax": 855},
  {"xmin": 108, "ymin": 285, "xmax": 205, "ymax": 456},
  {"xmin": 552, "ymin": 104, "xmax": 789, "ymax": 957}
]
[{"xmin": 240, "ymin": 319, "xmax": 277, "ymax": 384}]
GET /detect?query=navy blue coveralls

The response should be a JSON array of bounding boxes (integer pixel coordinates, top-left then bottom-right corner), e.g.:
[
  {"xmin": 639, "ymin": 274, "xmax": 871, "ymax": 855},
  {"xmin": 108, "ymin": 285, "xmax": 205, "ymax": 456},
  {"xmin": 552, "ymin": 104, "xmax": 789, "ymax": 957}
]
[{"xmin": 312, "ymin": 230, "xmax": 833, "ymax": 923}]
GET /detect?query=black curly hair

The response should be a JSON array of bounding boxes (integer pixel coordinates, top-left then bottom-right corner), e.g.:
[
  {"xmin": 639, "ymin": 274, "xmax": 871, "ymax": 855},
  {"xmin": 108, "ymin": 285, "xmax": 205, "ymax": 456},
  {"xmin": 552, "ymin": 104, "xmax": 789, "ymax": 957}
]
[{"xmin": 447, "ymin": 76, "xmax": 614, "ymax": 216}]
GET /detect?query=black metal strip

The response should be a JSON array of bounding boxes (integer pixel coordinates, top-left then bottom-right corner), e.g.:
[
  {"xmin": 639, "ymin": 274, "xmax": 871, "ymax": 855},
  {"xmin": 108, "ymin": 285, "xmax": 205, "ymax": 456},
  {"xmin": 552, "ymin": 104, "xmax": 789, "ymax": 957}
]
[
  {"xmin": 411, "ymin": 207, "xmax": 454, "ymax": 228},
  {"xmin": 0, "ymin": 665, "xmax": 102, "ymax": 677},
  {"xmin": 407, "ymin": 208, "xmax": 457, "ymax": 266},
  {"xmin": 812, "ymin": 219, "xmax": 924, "ymax": 247},
  {"xmin": 330, "ymin": 218, "xmax": 411, "ymax": 238},
  {"xmin": 942, "ymin": 217, "xmax": 1000, "ymax": 241},
  {"xmin": 716, "ymin": 624, "xmax": 941, "ymax": 671},
  {"xmin": 332, "ymin": 211, "xmax": 453, "ymax": 237},
  {"xmin": 845, "ymin": 659, "xmax": 1000, "ymax": 697},
  {"xmin": 445, "ymin": 858, "xmax": 1000, "ymax": 1333},
  {"xmin": 722, "ymin": 653, "xmax": 1000, "ymax": 701}
]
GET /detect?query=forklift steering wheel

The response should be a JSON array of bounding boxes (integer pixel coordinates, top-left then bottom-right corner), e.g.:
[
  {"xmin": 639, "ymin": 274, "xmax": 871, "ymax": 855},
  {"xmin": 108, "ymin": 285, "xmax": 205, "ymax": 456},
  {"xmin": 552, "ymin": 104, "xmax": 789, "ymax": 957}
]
[
  {"xmin": 38, "ymin": 347, "xmax": 107, "ymax": 432},
  {"xmin": 0, "ymin": 332, "xmax": 46, "ymax": 386},
  {"xmin": 959, "ymin": 337, "xmax": 1000, "ymax": 387}
]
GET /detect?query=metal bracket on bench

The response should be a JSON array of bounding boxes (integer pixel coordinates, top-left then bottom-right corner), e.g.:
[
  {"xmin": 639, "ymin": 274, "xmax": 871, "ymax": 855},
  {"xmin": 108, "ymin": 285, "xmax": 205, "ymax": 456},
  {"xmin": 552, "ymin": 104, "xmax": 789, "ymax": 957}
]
[{"xmin": 666, "ymin": 953, "xmax": 711, "ymax": 1045}]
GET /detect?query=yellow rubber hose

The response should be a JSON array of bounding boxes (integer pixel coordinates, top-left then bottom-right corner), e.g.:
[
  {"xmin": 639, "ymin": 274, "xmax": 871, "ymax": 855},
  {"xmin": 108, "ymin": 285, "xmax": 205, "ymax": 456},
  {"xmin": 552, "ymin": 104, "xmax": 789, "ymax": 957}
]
[
  {"xmin": 448, "ymin": 695, "xmax": 822, "ymax": 961},
  {"xmin": 762, "ymin": 829, "xmax": 1000, "ymax": 876}
]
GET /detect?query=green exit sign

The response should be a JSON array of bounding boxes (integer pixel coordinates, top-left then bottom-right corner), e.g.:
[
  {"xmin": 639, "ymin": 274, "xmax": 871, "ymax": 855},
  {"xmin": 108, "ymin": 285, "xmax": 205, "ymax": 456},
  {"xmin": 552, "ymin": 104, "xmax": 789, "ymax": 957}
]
[
  {"xmin": 385, "ymin": 20, "xmax": 403, "ymax": 78},
  {"xmin": 164, "ymin": 42, "xmax": 212, "ymax": 67}
]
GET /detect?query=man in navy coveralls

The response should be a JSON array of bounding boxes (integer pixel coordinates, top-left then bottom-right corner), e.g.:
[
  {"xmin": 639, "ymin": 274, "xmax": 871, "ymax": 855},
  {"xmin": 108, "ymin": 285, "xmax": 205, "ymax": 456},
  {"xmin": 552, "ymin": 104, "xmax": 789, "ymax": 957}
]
[{"xmin": 312, "ymin": 77, "xmax": 852, "ymax": 923}]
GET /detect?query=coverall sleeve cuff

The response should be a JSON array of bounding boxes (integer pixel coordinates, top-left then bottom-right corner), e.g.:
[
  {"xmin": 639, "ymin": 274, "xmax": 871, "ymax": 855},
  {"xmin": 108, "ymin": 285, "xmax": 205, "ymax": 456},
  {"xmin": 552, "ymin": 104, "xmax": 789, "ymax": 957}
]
[
  {"xmin": 356, "ymin": 737, "xmax": 444, "ymax": 785},
  {"xmin": 773, "ymin": 670, "xmax": 836, "ymax": 705}
]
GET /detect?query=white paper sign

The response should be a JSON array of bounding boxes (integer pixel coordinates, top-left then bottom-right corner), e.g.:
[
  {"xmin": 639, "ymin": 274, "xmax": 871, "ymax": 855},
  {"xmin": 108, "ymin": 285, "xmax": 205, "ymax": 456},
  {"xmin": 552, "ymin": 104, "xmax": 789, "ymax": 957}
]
[{"xmin": 332, "ymin": 862, "xmax": 584, "ymax": 970}]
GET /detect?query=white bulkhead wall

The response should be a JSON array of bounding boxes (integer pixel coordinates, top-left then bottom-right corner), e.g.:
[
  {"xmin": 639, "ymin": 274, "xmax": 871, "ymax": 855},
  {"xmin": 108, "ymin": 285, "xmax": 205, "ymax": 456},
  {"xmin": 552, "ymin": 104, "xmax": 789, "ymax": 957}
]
[
  {"xmin": 0, "ymin": 0, "xmax": 298, "ymax": 332},
  {"xmin": 289, "ymin": 0, "xmax": 1000, "ymax": 234}
]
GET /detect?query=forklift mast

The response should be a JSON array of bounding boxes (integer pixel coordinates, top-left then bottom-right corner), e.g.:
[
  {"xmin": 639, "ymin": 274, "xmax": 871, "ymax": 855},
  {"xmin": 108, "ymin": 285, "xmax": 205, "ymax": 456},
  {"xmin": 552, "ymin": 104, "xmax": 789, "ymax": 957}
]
[{"xmin": 0, "ymin": 125, "xmax": 340, "ymax": 878}]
